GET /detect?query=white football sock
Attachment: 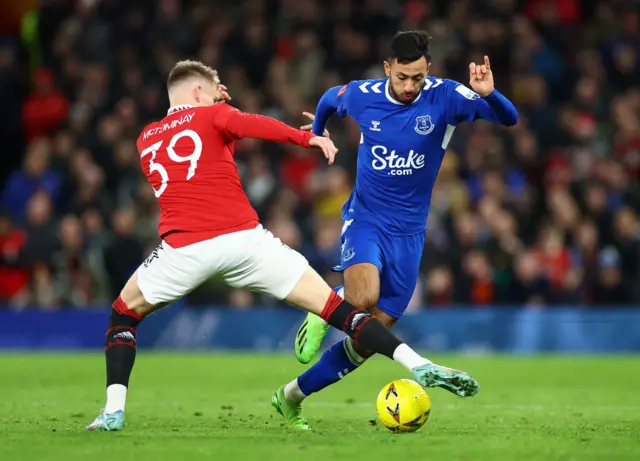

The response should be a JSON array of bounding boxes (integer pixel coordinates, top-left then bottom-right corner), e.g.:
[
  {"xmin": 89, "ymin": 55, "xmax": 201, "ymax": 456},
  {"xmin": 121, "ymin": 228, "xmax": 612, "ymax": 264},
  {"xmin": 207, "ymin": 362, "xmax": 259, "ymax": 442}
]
[
  {"xmin": 284, "ymin": 379, "xmax": 307, "ymax": 404},
  {"xmin": 392, "ymin": 343, "xmax": 432, "ymax": 370},
  {"xmin": 104, "ymin": 384, "xmax": 127, "ymax": 413}
]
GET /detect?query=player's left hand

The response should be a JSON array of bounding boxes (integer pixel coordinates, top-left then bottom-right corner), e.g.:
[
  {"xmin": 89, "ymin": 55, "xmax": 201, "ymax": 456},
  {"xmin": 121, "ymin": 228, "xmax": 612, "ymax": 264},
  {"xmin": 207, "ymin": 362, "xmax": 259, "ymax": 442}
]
[
  {"xmin": 309, "ymin": 136, "xmax": 338, "ymax": 165},
  {"xmin": 469, "ymin": 56, "xmax": 494, "ymax": 97},
  {"xmin": 215, "ymin": 84, "xmax": 231, "ymax": 103},
  {"xmin": 300, "ymin": 112, "xmax": 330, "ymax": 138}
]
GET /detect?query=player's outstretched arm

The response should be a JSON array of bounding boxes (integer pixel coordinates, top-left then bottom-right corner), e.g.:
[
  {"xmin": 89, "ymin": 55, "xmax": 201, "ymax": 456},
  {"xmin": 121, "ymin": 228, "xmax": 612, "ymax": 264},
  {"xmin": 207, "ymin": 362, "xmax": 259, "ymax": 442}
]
[
  {"xmin": 220, "ymin": 107, "xmax": 338, "ymax": 163},
  {"xmin": 222, "ymin": 108, "xmax": 314, "ymax": 146}
]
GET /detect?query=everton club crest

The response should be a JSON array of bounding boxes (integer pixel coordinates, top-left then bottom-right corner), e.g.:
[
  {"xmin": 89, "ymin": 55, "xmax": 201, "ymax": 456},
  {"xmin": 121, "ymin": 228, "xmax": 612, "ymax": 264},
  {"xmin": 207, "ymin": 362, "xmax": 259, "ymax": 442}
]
[{"xmin": 414, "ymin": 115, "xmax": 434, "ymax": 135}]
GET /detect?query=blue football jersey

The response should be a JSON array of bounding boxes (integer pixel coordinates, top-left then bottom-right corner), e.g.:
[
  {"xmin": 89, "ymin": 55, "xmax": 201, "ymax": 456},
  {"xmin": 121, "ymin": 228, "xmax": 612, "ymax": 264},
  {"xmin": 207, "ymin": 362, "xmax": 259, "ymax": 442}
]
[{"xmin": 315, "ymin": 77, "xmax": 517, "ymax": 235}]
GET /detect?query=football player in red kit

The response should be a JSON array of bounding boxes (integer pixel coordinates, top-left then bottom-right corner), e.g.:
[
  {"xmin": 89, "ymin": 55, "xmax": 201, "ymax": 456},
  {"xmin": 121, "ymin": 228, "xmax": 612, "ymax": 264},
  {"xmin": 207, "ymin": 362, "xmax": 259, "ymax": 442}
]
[{"xmin": 87, "ymin": 60, "xmax": 478, "ymax": 431}]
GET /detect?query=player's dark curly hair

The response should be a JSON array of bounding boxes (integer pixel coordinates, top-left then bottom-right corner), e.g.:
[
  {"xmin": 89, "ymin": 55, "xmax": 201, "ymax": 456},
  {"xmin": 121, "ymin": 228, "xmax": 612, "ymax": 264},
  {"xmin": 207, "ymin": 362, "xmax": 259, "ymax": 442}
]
[{"xmin": 389, "ymin": 31, "xmax": 432, "ymax": 64}]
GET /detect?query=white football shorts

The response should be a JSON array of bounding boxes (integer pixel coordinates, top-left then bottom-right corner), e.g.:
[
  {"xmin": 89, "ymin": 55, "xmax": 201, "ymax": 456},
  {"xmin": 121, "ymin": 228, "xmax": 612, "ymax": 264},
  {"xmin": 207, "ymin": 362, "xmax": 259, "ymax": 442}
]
[{"xmin": 136, "ymin": 225, "xmax": 309, "ymax": 306}]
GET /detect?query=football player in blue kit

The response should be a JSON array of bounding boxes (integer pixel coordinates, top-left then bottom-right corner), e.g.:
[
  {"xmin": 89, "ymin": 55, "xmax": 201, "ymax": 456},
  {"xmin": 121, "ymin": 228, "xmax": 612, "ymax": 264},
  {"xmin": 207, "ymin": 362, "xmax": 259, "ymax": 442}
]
[{"xmin": 272, "ymin": 31, "xmax": 518, "ymax": 429}]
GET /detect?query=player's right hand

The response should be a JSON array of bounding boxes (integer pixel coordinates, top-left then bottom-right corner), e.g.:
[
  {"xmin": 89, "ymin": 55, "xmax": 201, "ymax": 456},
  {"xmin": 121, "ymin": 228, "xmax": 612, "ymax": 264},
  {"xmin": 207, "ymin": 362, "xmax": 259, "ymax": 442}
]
[
  {"xmin": 300, "ymin": 112, "xmax": 330, "ymax": 137},
  {"xmin": 215, "ymin": 84, "xmax": 231, "ymax": 103},
  {"xmin": 309, "ymin": 136, "xmax": 338, "ymax": 165}
]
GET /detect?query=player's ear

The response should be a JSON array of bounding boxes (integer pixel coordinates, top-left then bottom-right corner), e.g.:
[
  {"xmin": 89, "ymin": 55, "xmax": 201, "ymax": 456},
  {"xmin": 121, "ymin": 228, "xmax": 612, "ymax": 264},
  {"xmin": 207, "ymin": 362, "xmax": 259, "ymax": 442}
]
[
  {"xmin": 426, "ymin": 61, "xmax": 431, "ymax": 75},
  {"xmin": 193, "ymin": 85, "xmax": 201, "ymax": 104},
  {"xmin": 383, "ymin": 61, "xmax": 391, "ymax": 77}
]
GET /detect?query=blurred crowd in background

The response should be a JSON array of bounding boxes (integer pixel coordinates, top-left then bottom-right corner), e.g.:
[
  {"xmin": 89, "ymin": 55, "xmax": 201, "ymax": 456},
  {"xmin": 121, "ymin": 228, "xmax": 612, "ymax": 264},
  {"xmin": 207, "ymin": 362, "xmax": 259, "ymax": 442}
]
[{"xmin": 0, "ymin": 0, "xmax": 639, "ymax": 309}]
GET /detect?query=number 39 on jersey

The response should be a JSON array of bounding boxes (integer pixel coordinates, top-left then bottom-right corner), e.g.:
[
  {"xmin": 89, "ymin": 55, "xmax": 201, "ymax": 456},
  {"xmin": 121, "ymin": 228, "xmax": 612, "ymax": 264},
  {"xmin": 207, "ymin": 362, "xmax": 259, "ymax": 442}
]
[{"xmin": 140, "ymin": 129, "xmax": 203, "ymax": 198}]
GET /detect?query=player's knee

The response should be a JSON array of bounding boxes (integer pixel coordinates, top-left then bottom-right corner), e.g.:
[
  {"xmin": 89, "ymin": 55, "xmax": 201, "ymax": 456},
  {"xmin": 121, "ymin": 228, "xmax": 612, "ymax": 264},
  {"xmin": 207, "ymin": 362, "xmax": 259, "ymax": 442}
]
[
  {"xmin": 345, "ymin": 288, "xmax": 378, "ymax": 310},
  {"xmin": 119, "ymin": 272, "xmax": 157, "ymax": 317}
]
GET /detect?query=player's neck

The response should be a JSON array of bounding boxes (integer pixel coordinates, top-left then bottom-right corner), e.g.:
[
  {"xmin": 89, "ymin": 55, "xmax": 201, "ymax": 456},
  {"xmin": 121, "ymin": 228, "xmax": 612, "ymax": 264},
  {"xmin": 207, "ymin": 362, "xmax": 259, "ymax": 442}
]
[{"xmin": 168, "ymin": 99, "xmax": 198, "ymax": 110}]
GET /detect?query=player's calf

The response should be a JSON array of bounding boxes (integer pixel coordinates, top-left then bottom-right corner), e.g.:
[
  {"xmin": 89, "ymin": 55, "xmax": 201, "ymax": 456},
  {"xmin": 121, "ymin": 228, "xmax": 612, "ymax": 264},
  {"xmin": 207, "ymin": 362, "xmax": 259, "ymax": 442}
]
[
  {"xmin": 349, "ymin": 306, "xmax": 398, "ymax": 359},
  {"xmin": 104, "ymin": 272, "xmax": 159, "ymax": 410},
  {"xmin": 88, "ymin": 272, "xmax": 161, "ymax": 431},
  {"xmin": 102, "ymin": 295, "xmax": 142, "ymax": 417},
  {"xmin": 87, "ymin": 295, "xmax": 141, "ymax": 431},
  {"xmin": 285, "ymin": 267, "xmax": 428, "ymax": 371}
]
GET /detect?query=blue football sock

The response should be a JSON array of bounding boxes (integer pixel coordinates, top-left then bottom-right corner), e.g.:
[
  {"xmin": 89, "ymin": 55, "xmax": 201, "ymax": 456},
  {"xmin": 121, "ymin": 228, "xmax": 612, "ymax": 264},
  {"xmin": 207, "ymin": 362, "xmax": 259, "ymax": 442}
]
[{"xmin": 297, "ymin": 337, "xmax": 366, "ymax": 396}]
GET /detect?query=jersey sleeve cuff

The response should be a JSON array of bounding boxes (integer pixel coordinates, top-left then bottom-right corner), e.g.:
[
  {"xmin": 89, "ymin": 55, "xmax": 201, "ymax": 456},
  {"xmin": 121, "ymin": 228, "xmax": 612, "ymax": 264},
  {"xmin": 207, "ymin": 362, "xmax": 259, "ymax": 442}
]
[{"xmin": 301, "ymin": 131, "xmax": 314, "ymax": 148}]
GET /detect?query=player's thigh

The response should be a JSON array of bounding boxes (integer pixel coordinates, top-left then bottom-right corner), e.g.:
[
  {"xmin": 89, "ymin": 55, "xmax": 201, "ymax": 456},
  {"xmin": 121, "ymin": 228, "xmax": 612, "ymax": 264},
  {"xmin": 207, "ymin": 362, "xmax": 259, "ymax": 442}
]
[
  {"xmin": 337, "ymin": 221, "xmax": 383, "ymax": 309},
  {"xmin": 343, "ymin": 263, "xmax": 381, "ymax": 309},
  {"xmin": 285, "ymin": 264, "xmax": 385, "ymax": 318},
  {"xmin": 136, "ymin": 240, "xmax": 213, "ymax": 314},
  {"xmin": 120, "ymin": 272, "xmax": 156, "ymax": 317},
  {"xmin": 222, "ymin": 226, "xmax": 315, "ymax": 304},
  {"xmin": 285, "ymin": 265, "xmax": 335, "ymax": 315},
  {"xmin": 376, "ymin": 232, "xmax": 424, "ymax": 318}
]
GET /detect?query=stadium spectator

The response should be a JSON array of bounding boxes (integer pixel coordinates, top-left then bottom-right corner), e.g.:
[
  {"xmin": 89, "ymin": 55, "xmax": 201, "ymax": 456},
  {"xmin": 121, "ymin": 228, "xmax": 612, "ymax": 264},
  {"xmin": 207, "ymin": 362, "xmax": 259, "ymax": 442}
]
[
  {"xmin": 104, "ymin": 208, "xmax": 144, "ymax": 300},
  {"xmin": 2, "ymin": 0, "xmax": 640, "ymax": 307},
  {"xmin": 21, "ymin": 68, "xmax": 69, "ymax": 142},
  {"xmin": 0, "ymin": 212, "xmax": 28, "ymax": 302},
  {"xmin": 20, "ymin": 191, "xmax": 59, "ymax": 270},
  {"xmin": 3, "ymin": 138, "xmax": 61, "ymax": 222},
  {"xmin": 54, "ymin": 214, "xmax": 93, "ymax": 305}
]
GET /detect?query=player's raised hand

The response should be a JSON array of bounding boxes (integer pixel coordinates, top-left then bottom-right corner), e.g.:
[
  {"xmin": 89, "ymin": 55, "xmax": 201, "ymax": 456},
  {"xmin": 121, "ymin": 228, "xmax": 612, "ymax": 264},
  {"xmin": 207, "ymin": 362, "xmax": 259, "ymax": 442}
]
[
  {"xmin": 469, "ymin": 55, "xmax": 494, "ymax": 97},
  {"xmin": 309, "ymin": 136, "xmax": 338, "ymax": 165},
  {"xmin": 300, "ymin": 112, "xmax": 330, "ymax": 137},
  {"xmin": 215, "ymin": 84, "xmax": 232, "ymax": 103}
]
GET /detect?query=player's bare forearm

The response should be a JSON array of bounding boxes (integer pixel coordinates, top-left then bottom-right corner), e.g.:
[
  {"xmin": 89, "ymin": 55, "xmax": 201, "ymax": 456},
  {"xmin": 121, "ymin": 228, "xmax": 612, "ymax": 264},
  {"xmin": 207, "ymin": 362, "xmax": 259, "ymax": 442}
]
[{"xmin": 225, "ymin": 112, "xmax": 313, "ymax": 147}]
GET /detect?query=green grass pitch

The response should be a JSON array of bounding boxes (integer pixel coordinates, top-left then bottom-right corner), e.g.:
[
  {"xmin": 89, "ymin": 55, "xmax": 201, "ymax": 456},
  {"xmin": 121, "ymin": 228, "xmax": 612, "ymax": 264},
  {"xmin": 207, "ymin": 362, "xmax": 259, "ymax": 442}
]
[{"xmin": 2, "ymin": 354, "xmax": 639, "ymax": 461}]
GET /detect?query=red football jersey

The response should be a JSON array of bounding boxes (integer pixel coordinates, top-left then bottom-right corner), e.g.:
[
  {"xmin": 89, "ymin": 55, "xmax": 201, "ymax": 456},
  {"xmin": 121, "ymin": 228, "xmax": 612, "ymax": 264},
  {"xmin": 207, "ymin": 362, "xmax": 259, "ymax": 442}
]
[{"xmin": 137, "ymin": 103, "xmax": 314, "ymax": 248}]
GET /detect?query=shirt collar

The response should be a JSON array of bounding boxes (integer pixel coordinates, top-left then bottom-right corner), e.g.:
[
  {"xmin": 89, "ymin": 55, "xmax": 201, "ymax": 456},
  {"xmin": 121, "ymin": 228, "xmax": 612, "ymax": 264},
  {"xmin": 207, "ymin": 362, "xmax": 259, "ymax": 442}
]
[
  {"xmin": 384, "ymin": 79, "xmax": 422, "ymax": 105},
  {"xmin": 167, "ymin": 104, "xmax": 196, "ymax": 115}
]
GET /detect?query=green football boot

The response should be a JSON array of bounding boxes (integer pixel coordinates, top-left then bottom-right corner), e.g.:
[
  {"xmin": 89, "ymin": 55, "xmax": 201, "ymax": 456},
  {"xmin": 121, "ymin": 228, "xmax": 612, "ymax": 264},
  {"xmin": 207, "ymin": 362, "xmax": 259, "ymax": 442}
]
[
  {"xmin": 295, "ymin": 312, "xmax": 330, "ymax": 364},
  {"xmin": 271, "ymin": 386, "xmax": 311, "ymax": 430},
  {"xmin": 412, "ymin": 363, "xmax": 480, "ymax": 397}
]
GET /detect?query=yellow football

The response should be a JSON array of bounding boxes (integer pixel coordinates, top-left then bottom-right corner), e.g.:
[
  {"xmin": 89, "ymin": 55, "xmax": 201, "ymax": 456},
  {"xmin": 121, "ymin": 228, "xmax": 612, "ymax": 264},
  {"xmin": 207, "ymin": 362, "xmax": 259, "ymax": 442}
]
[{"xmin": 376, "ymin": 379, "xmax": 431, "ymax": 432}]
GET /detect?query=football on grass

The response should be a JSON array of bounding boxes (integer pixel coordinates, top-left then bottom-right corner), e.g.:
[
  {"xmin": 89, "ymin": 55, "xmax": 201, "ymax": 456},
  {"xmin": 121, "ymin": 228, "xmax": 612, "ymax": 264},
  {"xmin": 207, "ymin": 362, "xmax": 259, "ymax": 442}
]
[{"xmin": 376, "ymin": 379, "xmax": 431, "ymax": 432}]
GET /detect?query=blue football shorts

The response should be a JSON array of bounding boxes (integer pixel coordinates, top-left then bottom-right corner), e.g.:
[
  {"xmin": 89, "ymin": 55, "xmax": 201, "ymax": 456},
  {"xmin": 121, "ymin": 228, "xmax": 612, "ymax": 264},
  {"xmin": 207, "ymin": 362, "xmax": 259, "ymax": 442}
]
[{"xmin": 332, "ymin": 219, "xmax": 424, "ymax": 318}]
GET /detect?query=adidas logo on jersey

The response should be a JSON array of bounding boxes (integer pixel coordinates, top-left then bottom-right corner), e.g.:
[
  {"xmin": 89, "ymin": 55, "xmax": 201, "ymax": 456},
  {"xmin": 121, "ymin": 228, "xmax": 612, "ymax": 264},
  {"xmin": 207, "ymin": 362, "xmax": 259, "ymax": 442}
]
[{"xmin": 370, "ymin": 145, "xmax": 425, "ymax": 176}]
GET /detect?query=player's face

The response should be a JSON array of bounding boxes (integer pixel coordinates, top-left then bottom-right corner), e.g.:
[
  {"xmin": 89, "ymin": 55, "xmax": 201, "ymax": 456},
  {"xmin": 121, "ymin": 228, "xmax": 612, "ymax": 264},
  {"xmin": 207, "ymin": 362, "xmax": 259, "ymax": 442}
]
[
  {"xmin": 193, "ymin": 79, "xmax": 219, "ymax": 106},
  {"xmin": 384, "ymin": 57, "xmax": 430, "ymax": 104}
]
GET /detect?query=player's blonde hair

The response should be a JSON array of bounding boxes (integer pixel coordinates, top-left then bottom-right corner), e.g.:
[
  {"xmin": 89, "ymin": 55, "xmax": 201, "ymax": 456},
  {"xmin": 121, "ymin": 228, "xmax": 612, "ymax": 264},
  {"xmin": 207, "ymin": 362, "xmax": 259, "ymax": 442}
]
[{"xmin": 167, "ymin": 60, "xmax": 220, "ymax": 90}]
